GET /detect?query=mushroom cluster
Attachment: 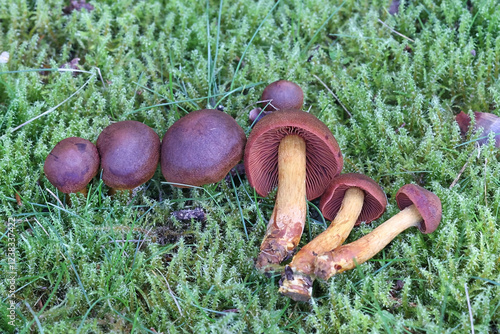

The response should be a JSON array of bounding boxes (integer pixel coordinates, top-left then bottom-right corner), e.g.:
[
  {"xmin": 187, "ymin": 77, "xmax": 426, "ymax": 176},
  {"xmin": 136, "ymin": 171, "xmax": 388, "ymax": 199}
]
[
  {"xmin": 44, "ymin": 109, "xmax": 246, "ymax": 200},
  {"xmin": 42, "ymin": 78, "xmax": 443, "ymax": 305}
]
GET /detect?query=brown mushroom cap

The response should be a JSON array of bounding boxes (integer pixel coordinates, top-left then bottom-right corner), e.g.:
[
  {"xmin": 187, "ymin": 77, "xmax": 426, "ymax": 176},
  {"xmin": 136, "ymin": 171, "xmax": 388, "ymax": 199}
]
[
  {"xmin": 44, "ymin": 137, "xmax": 100, "ymax": 193},
  {"xmin": 244, "ymin": 110, "xmax": 343, "ymax": 200},
  {"xmin": 455, "ymin": 111, "xmax": 500, "ymax": 147},
  {"xmin": 261, "ymin": 80, "xmax": 304, "ymax": 111},
  {"xmin": 97, "ymin": 120, "xmax": 160, "ymax": 190},
  {"xmin": 319, "ymin": 173, "xmax": 387, "ymax": 225},
  {"xmin": 395, "ymin": 184, "xmax": 442, "ymax": 234},
  {"xmin": 161, "ymin": 109, "xmax": 246, "ymax": 187}
]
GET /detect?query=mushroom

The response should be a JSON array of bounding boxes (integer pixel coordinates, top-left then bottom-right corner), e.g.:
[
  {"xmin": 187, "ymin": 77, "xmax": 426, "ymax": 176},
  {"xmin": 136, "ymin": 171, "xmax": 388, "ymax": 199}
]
[
  {"xmin": 314, "ymin": 184, "xmax": 442, "ymax": 281},
  {"xmin": 261, "ymin": 80, "xmax": 304, "ymax": 111},
  {"xmin": 96, "ymin": 120, "xmax": 160, "ymax": 193},
  {"xmin": 44, "ymin": 137, "xmax": 100, "ymax": 197},
  {"xmin": 161, "ymin": 109, "xmax": 246, "ymax": 187},
  {"xmin": 245, "ymin": 110, "xmax": 343, "ymax": 273},
  {"xmin": 279, "ymin": 173, "xmax": 387, "ymax": 301},
  {"xmin": 455, "ymin": 111, "xmax": 500, "ymax": 147},
  {"xmin": 249, "ymin": 80, "xmax": 304, "ymax": 124}
]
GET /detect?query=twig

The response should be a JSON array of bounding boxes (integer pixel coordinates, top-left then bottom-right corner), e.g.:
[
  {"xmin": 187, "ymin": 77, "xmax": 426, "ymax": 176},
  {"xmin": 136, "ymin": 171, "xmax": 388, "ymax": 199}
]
[
  {"xmin": 377, "ymin": 19, "xmax": 415, "ymax": 42},
  {"xmin": 464, "ymin": 283, "xmax": 475, "ymax": 334},
  {"xmin": 449, "ymin": 161, "xmax": 469, "ymax": 189},
  {"xmin": 313, "ymin": 74, "xmax": 352, "ymax": 117},
  {"xmin": 153, "ymin": 269, "xmax": 183, "ymax": 316}
]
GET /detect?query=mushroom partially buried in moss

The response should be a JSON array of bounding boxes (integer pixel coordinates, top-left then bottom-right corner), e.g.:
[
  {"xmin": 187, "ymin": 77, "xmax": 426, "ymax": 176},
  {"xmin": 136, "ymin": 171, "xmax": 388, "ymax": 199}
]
[
  {"xmin": 455, "ymin": 111, "xmax": 500, "ymax": 147},
  {"xmin": 249, "ymin": 80, "xmax": 304, "ymax": 123},
  {"xmin": 44, "ymin": 137, "xmax": 100, "ymax": 196},
  {"xmin": 279, "ymin": 173, "xmax": 387, "ymax": 301},
  {"xmin": 97, "ymin": 120, "xmax": 160, "ymax": 193},
  {"xmin": 161, "ymin": 109, "xmax": 246, "ymax": 187},
  {"xmin": 314, "ymin": 184, "xmax": 442, "ymax": 281},
  {"xmin": 245, "ymin": 110, "xmax": 343, "ymax": 273}
]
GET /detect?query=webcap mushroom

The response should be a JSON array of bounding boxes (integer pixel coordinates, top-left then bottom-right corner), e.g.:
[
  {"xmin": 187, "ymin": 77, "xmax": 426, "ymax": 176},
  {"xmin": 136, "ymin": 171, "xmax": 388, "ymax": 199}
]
[
  {"xmin": 96, "ymin": 120, "xmax": 160, "ymax": 193},
  {"xmin": 455, "ymin": 111, "xmax": 500, "ymax": 147},
  {"xmin": 44, "ymin": 137, "xmax": 100, "ymax": 197},
  {"xmin": 279, "ymin": 173, "xmax": 387, "ymax": 301},
  {"xmin": 161, "ymin": 109, "xmax": 246, "ymax": 187},
  {"xmin": 314, "ymin": 184, "xmax": 442, "ymax": 281},
  {"xmin": 261, "ymin": 80, "xmax": 304, "ymax": 112},
  {"xmin": 245, "ymin": 110, "xmax": 343, "ymax": 273}
]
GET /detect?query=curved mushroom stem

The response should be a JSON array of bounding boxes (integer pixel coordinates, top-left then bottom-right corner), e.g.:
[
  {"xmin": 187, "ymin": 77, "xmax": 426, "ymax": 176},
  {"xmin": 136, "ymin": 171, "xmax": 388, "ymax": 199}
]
[
  {"xmin": 278, "ymin": 187, "xmax": 364, "ymax": 301},
  {"xmin": 314, "ymin": 205, "xmax": 422, "ymax": 280},
  {"xmin": 256, "ymin": 135, "xmax": 307, "ymax": 273}
]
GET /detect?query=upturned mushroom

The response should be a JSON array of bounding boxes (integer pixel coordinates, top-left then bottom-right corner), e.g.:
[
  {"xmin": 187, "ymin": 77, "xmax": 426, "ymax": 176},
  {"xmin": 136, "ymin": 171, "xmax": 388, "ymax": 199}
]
[
  {"xmin": 44, "ymin": 137, "xmax": 100, "ymax": 197},
  {"xmin": 249, "ymin": 80, "xmax": 304, "ymax": 123},
  {"xmin": 161, "ymin": 109, "xmax": 246, "ymax": 187},
  {"xmin": 279, "ymin": 173, "xmax": 387, "ymax": 301},
  {"xmin": 455, "ymin": 111, "xmax": 500, "ymax": 147},
  {"xmin": 245, "ymin": 110, "xmax": 343, "ymax": 273},
  {"xmin": 314, "ymin": 184, "xmax": 442, "ymax": 281},
  {"xmin": 96, "ymin": 120, "xmax": 160, "ymax": 193}
]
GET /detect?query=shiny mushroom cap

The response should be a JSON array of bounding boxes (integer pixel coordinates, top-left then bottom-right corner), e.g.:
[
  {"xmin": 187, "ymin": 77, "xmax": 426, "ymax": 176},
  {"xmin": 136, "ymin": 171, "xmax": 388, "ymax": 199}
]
[
  {"xmin": 261, "ymin": 80, "xmax": 304, "ymax": 111},
  {"xmin": 97, "ymin": 120, "xmax": 160, "ymax": 190},
  {"xmin": 44, "ymin": 137, "xmax": 100, "ymax": 193},
  {"xmin": 396, "ymin": 184, "xmax": 442, "ymax": 234},
  {"xmin": 319, "ymin": 173, "xmax": 387, "ymax": 225},
  {"xmin": 244, "ymin": 110, "xmax": 343, "ymax": 200},
  {"xmin": 161, "ymin": 109, "xmax": 246, "ymax": 187}
]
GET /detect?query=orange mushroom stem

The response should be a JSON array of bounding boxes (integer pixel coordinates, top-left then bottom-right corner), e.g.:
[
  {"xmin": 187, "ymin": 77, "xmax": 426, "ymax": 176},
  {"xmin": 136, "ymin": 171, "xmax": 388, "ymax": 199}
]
[{"xmin": 314, "ymin": 184, "xmax": 442, "ymax": 281}]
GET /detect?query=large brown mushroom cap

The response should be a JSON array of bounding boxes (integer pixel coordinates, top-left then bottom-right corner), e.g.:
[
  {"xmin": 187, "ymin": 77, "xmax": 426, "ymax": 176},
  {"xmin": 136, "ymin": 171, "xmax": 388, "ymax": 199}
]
[
  {"xmin": 261, "ymin": 80, "xmax": 304, "ymax": 111},
  {"xmin": 396, "ymin": 184, "xmax": 442, "ymax": 234},
  {"xmin": 97, "ymin": 120, "xmax": 160, "ymax": 190},
  {"xmin": 319, "ymin": 173, "xmax": 387, "ymax": 225},
  {"xmin": 161, "ymin": 109, "xmax": 246, "ymax": 187},
  {"xmin": 44, "ymin": 137, "xmax": 100, "ymax": 193},
  {"xmin": 244, "ymin": 110, "xmax": 343, "ymax": 200}
]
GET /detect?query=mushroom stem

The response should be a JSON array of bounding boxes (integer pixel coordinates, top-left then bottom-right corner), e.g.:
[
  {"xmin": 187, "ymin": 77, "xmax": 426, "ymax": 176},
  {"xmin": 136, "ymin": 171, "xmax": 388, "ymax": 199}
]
[
  {"xmin": 314, "ymin": 205, "xmax": 422, "ymax": 280},
  {"xmin": 278, "ymin": 187, "xmax": 364, "ymax": 300},
  {"xmin": 256, "ymin": 135, "xmax": 307, "ymax": 272}
]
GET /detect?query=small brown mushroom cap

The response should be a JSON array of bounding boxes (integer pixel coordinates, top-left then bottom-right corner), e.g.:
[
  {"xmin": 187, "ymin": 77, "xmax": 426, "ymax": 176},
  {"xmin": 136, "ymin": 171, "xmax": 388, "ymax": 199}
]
[
  {"xmin": 261, "ymin": 80, "xmax": 304, "ymax": 111},
  {"xmin": 319, "ymin": 173, "xmax": 387, "ymax": 225},
  {"xmin": 396, "ymin": 184, "xmax": 442, "ymax": 234},
  {"xmin": 44, "ymin": 137, "xmax": 100, "ymax": 193},
  {"xmin": 161, "ymin": 109, "xmax": 246, "ymax": 187},
  {"xmin": 244, "ymin": 110, "xmax": 343, "ymax": 200},
  {"xmin": 97, "ymin": 120, "xmax": 160, "ymax": 190}
]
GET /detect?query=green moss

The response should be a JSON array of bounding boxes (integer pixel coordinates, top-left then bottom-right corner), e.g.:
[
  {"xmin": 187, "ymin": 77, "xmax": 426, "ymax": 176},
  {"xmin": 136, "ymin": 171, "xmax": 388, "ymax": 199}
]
[{"xmin": 1, "ymin": 0, "xmax": 499, "ymax": 332}]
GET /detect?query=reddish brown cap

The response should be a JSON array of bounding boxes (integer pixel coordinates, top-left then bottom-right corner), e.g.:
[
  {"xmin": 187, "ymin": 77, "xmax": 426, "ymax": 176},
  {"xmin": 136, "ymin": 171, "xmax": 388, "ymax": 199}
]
[
  {"xmin": 97, "ymin": 120, "xmax": 160, "ymax": 190},
  {"xmin": 44, "ymin": 137, "xmax": 100, "ymax": 193},
  {"xmin": 260, "ymin": 80, "xmax": 304, "ymax": 111},
  {"xmin": 396, "ymin": 184, "xmax": 442, "ymax": 234},
  {"xmin": 455, "ymin": 111, "xmax": 500, "ymax": 147},
  {"xmin": 244, "ymin": 110, "xmax": 343, "ymax": 200},
  {"xmin": 161, "ymin": 109, "xmax": 246, "ymax": 187},
  {"xmin": 319, "ymin": 173, "xmax": 387, "ymax": 225}
]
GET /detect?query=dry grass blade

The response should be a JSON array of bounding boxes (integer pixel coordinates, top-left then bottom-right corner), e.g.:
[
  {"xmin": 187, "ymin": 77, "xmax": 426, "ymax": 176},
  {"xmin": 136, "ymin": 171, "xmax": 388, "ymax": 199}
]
[
  {"xmin": 153, "ymin": 269, "xmax": 183, "ymax": 316},
  {"xmin": 313, "ymin": 74, "xmax": 352, "ymax": 117},
  {"xmin": 377, "ymin": 19, "xmax": 414, "ymax": 42}
]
